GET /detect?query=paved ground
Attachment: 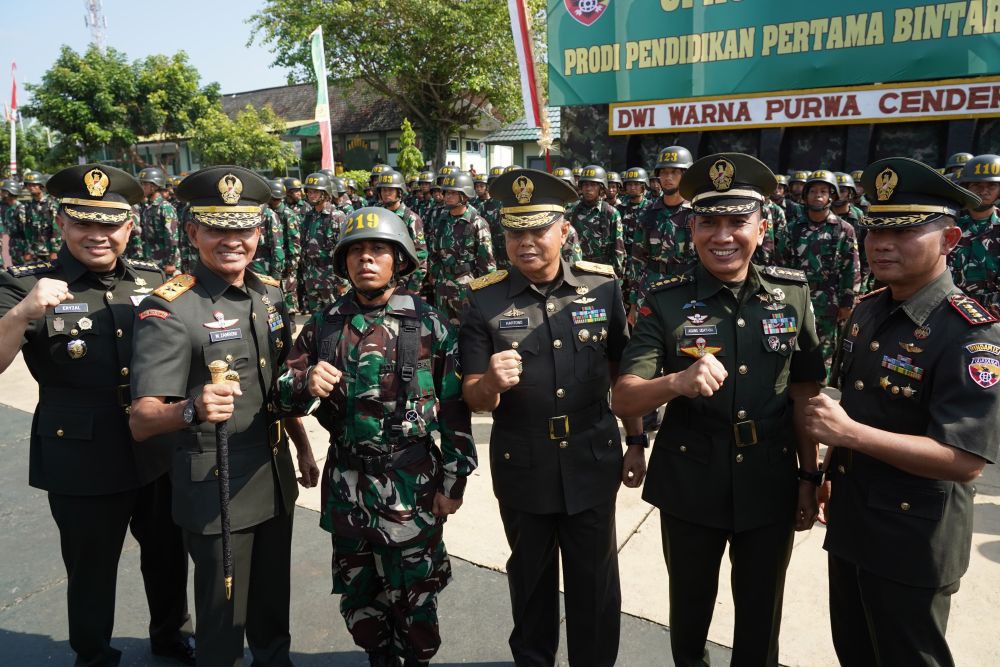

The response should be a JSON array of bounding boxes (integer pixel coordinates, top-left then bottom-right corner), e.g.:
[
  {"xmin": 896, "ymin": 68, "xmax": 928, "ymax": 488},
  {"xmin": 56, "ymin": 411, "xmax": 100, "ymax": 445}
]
[{"xmin": 1, "ymin": 345, "xmax": 999, "ymax": 665}]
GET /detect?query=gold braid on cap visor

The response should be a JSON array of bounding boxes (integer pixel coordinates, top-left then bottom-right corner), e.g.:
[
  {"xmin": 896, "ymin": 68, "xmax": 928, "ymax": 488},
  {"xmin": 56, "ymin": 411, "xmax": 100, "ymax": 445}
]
[
  {"xmin": 191, "ymin": 205, "xmax": 263, "ymax": 228},
  {"xmin": 63, "ymin": 207, "xmax": 132, "ymax": 224},
  {"xmin": 500, "ymin": 204, "xmax": 565, "ymax": 229},
  {"xmin": 860, "ymin": 204, "xmax": 957, "ymax": 228},
  {"xmin": 692, "ymin": 201, "xmax": 760, "ymax": 215}
]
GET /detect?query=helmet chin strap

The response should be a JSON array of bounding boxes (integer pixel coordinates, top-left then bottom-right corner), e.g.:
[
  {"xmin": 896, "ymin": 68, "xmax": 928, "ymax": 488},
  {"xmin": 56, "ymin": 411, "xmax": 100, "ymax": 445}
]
[
  {"xmin": 808, "ymin": 203, "xmax": 830, "ymax": 212},
  {"xmin": 353, "ymin": 254, "xmax": 405, "ymax": 301}
]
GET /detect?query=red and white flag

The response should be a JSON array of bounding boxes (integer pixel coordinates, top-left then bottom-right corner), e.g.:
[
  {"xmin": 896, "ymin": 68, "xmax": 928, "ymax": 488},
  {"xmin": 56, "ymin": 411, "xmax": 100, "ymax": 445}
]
[
  {"xmin": 507, "ymin": 0, "xmax": 541, "ymax": 129},
  {"xmin": 309, "ymin": 27, "xmax": 334, "ymax": 172}
]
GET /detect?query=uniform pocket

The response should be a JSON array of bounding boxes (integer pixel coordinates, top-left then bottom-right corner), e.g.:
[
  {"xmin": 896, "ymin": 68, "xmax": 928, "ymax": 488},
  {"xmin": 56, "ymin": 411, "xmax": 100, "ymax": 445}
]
[
  {"xmin": 492, "ymin": 434, "xmax": 531, "ymax": 468},
  {"xmin": 36, "ymin": 405, "xmax": 94, "ymax": 440},
  {"xmin": 655, "ymin": 426, "xmax": 711, "ymax": 465},
  {"xmin": 867, "ymin": 483, "xmax": 946, "ymax": 521}
]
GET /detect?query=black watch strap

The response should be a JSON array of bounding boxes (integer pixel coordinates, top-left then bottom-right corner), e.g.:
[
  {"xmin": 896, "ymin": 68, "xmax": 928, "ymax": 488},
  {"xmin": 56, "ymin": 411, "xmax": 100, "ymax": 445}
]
[
  {"xmin": 625, "ymin": 434, "xmax": 649, "ymax": 448},
  {"xmin": 798, "ymin": 468, "xmax": 824, "ymax": 486}
]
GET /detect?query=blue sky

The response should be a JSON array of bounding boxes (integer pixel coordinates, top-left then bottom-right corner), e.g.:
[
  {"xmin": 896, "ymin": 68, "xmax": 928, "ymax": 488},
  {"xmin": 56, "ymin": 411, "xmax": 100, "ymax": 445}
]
[{"xmin": 1, "ymin": 0, "xmax": 293, "ymax": 104}]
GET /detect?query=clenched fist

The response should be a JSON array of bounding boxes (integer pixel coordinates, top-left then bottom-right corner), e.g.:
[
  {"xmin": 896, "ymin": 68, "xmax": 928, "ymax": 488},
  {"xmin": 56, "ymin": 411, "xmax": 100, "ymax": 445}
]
[
  {"xmin": 675, "ymin": 352, "xmax": 728, "ymax": 398},
  {"xmin": 308, "ymin": 361, "xmax": 343, "ymax": 398},
  {"xmin": 483, "ymin": 349, "xmax": 522, "ymax": 394},
  {"xmin": 14, "ymin": 277, "xmax": 74, "ymax": 322}
]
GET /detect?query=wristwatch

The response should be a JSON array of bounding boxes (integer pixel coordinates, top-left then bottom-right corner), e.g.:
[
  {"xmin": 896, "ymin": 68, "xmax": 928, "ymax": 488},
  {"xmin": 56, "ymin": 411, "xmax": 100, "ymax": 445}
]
[
  {"xmin": 182, "ymin": 397, "xmax": 200, "ymax": 426},
  {"xmin": 625, "ymin": 434, "xmax": 650, "ymax": 448},
  {"xmin": 797, "ymin": 468, "xmax": 824, "ymax": 486}
]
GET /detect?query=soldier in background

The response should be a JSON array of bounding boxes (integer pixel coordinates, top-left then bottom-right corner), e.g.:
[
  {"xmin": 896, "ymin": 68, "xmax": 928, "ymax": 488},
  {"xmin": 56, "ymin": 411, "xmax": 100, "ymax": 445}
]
[
  {"xmin": 267, "ymin": 178, "xmax": 303, "ymax": 314},
  {"xmin": 788, "ymin": 170, "xmax": 809, "ymax": 204},
  {"xmin": 944, "ymin": 151, "xmax": 973, "ymax": 179},
  {"xmin": 833, "ymin": 172, "xmax": 870, "ymax": 293},
  {"xmin": 346, "ymin": 177, "xmax": 365, "ymax": 212},
  {"xmin": 850, "ymin": 169, "xmax": 870, "ymax": 213},
  {"xmin": 413, "ymin": 171, "xmax": 435, "ymax": 222},
  {"xmin": 279, "ymin": 207, "xmax": 476, "ymax": 667},
  {"xmin": 375, "ymin": 170, "xmax": 428, "ymax": 294},
  {"xmin": 368, "ymin": 164, "xmax": 393, "ymax": 206},
  {"xmin": 481, "ymin": 169, "xmax": 505, "ymax": 268},
  {"xmin": 564, "ymin": 165, "xmax": 625, "ymax": 278},
  {"xmin": 253, "ymin": 189, "xmax": 287, "ymax": 282},
  {"xmin": 137, "ymin": 167, "xmax": 180, "ymax": 275},
  {"xmin": 1, "ymin": 180, "xmax": 30, "ymax": 263},
  {"xmin": 283, "ymin": 176, "xmax": 311, "ymax": 218},
  {"xmin": 605, "ymin": 171, "xmax": 622, "ymax": 208},
  {"xmin": 299, "ymin": 172, "xmax": 349, "ymax": 313},
  {"xmin": 23, "ymin": 170, "xmax": 59, "ymax": 261},
  {"xmin": 951, "ymin": 153, "xmax": 1000, "ymax": 318},
  {"xmin": 617, "ymin": 167, "xmax": 651, "ymax": 303},
  {"xmin": 470, "ymin": 172, "xmax": 488, "ymax": 213},
  {"xmin": 333, "ymin": 177, "xmax": 355, "ymax": 216}
]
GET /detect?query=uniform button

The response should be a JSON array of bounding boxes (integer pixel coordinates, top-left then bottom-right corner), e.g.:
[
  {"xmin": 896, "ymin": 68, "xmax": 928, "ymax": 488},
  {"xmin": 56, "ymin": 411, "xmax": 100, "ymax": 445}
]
[
  {"xmin": 738, "ymin": 364, "xmax": 748, "ymax": 375},
  {"xmin": 869, "ymin": 341, "xmax": 880, "ymax": 351},
  {"xmin": 124, "ymin": 406, "xmax": 131, "ymax": 415},
  {"xmin": 779, "ymin": 344, "xmax": 788, "ymax": 351},
  {"xmin": 607, "ymin": 439, "xmax": 613, "ymax": 447},
  {"xmin": 259, "ymin": 358, "xmax": 266, "ymax": 368},
  {"xmin": 276, "ymin": 340, "xmax": 284, "ymax": 349},
  {"xmin": 736, "ymin": 453, "xmax": 744, "ymax": 463},
  {"xmin": 120, "ymin": 367, "xmax": 129, "ymax": 377},
  {"xmin": 56, "ymin": 428, "xmax": 64, "ymax": 437},
  {"xmin": 105, "ymin": 291, "xmax": 114, "ymax": 301},
  {"xmin": 70, "ymin": 328, "xmax": 79, "ymax": 336},
  {"xmin": 559, "ymin": 440, "xmax": 568, "ymax": 449},
  {"xmin": 900, "ymin": 502, "xmax": 911, "ymax": 511},
  {"xmin": 737, "ymin": 317, "xmax": 746, "ymax": 327},
  {"xmin": 504, "ymin": 452, "xmax": 511, "ymax": 460},
  {"xmin": 553, "ymin": 339, "xmax": 563, "ymax": 349},
  {"xmin": 782, "ymin": 447, "xmax": 788, "ymax": 454},
  {"xmin": 556, "ymin": 388, "xmax": 566, "ymax": 398},
  {"xmin": 511, "ymin": 341, "xmax": 519, "ymax": 350},
  {"xmin": 854, "ymin": 380, "xmax": 864, "ymax": 390},
  {"xmin": 115, "ymin": 328, "xmax": 123, "ymax": 338},
  {"xmin": 737, "ymin": 409, "xmax": 747, "ymax": 419},
  {"xmin": 272, "ymin": 446, "xmax": 279, "ymax": 456},
  {"xmin": 546, "ymin": 302, "xmax": 555, "ymax": 313},
  {"xmin": 679, "ymin": 445, "xmax": 687, "ymax": 453},
  {"xmin": 837, "ymin": 464, "xmax": 846, "ymax": 474},
  {"xmin": 891, "ymin": 386, "xmax": 900, "ymax": 395},
  {"xmin": 214, "ymin": 469, "xmax": 219, "ymax": 477},
  {"xmin": 225, "ymin": 354, "xmax": 234, "ymax": 363},
  {"xmin": 252, "ymin": 312, "xmax": 257, "ymax": 320}
]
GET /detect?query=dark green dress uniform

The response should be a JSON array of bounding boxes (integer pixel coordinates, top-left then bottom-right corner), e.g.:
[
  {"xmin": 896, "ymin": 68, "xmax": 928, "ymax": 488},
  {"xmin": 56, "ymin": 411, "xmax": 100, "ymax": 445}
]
[
  {"xmin": 0, "ymin": 164, "xmax": 191, "ymax": 667},
  {"xmin": 825, "ymin": 158, "xmax": 1000, "ymax": 667},
  {"xmin": 459, "ymin": 169, "xmax": 629, "ymax": 667},
  {"xmin": 130, "ymin": 166, "xmax": 298, "ymax": 667},
  {"xmin": 618, "ymin": 154, "xmax": 826, "ymax": 667}
]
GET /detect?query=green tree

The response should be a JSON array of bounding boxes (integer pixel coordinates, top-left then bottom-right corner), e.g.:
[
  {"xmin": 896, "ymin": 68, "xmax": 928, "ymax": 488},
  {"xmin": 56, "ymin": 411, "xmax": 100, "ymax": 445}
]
[
  {"xmin": 0, "ymin": 121, "xmax": 67, "ymax": 176},
  {"xmin": 396, "ymin": 118, "xmax": 423, "ymax": 177},
  {"xmin": 134, "ymin": 52, "xmax": 220, "ymax": 142},
  {"xmin": 249, "ymin": 0, "xmax": 546, "ymax": 169},
  {"xmin": 189, "ymin": 104, "xmax": 296, "ymax": 173}
]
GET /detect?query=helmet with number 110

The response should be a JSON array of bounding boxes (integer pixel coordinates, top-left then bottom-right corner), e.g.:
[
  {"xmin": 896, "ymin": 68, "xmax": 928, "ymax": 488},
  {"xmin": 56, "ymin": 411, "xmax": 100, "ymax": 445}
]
[
  {"xmin": 622, "ymin": 167, "xmax": 650, "ymax": 187},
  {"xmin": 958, "ymin": 154, "xmax": 1000, "ymax": 184},
  {"xmin": 332, "ymin": 206, "xmax": 419, "ymax": 279}
]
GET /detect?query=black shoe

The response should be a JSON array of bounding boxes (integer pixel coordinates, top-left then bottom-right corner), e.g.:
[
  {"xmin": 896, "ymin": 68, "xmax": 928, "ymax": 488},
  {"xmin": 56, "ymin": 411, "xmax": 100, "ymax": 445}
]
[
  {"xmin": 367, "ymin": 652, "xmax": 401, "ymax": 667},
  {"xmin": 402, "ymin": 659, "xmax": 428, "ymax": 667},
  {"xmin": 151, "ymin": 635, "xmax": 196, "ymax": 665}
]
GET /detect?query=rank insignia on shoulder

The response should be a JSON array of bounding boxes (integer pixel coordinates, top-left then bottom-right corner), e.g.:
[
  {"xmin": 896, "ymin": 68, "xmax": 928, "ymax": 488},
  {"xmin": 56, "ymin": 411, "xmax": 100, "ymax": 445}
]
[
  {"xmin": 470, "ymin": 270, "xmax": 508, "ymax": 291},
  {"xmin": 573, "ymin": 260, "xmax": 616, "ymax": 277},
  {"xmin": 859, "ymin": 286, "xmax": 888, "ymax": 301},
  {"xmin": 126, "ymin": 259, "xmax": 161, "ymax": 272},
  {"xmin": 949, "ymin": 293, "xmax": 998, "ymax": 326},
  {"xmin": 7, "ymin": 261, "xmax": 56, "ymax": 277},
  {"xmin": 762, "ymin": 266, "xmax": 807, "ymax": 282},
  {"xmin": 254, "ymin": 272, "xmax": 281, "ymax": 287},
  {"xmin": 649, "ymin": 274, "xmax": 693, "ymax": 293},
  {"xmin": 153, "ymin": 274, "xmax": 196, "ymax": 302}
]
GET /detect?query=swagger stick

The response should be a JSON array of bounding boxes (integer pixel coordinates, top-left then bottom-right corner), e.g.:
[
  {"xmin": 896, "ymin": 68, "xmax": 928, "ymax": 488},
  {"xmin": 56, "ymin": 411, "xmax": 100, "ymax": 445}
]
[{"xmin": 208, "ymin": 359, "xmax": 240, "ymax": 600}]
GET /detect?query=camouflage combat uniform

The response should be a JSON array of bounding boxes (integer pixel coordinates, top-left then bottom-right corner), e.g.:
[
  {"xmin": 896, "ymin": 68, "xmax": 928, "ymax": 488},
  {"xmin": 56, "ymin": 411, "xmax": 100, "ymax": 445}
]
[
  {"xmin": 250, "ymin": 205, "xmax": 287, "ymax": 280},
  {"xmin": 299, "ymin": 204, "xmax": 349, "ymax": 313},
  {"xmin": 787, "ymin": 212, "xmax": 861, "ymax": 372},
  {"xmin": 2, "ymin": 199, "xmax": 30, "ymax": 262},
  {"xmin": 277, "ymin": 290, "xmax": 476, "ymax": 663},
  {"xmin": 429, "ymin": 206, "xmax": 495, "ymax": 324},
  {"xmin": 835, "ymin": 203, "xmax": 871, "ymax": 293},
  {"xmin": 629, "ymin": 201, "xmax": 696, "ymax": 307},
  {"xmin": 753, "ymin": 201, "xmax": 788, "ymax": 266},
  {"xmin": 387, "ymin": 203, "xmax": 428, "ymax": 293},
  {"xmin": 951, "ymin": 210, "xmax": 1000, "ymax": 318},
  {"xmin": 480, "ymin": 198, "xmax": 506, "ymax": 269},
  {"xmin": 26, "ymin": 194, "xmax": 59, "ymax": 259},
  {"xmin": 565, "ymin": 199, "xmax": 625, "ymax": 278},
  {"xmin": 137, "ymin": 193, "xmax": 180, "ymax": 271},
  {"xmin": 273, "ymin": 201, "xmax": 302, "ymax": 312}
]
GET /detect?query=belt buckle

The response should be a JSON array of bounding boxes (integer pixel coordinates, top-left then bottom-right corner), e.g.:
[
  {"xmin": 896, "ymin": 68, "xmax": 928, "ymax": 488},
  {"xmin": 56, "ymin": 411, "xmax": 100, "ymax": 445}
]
[
  {"xmin": 734, "ymin": 419, "xmax": 758, "ymax": 447},
  {"xmin": 548, "ymin": 415, "xmax": 570, "ymax": 440},
  {"xmin": 117, "ymin": 384, "xmax": 131, "ymax": 408}
]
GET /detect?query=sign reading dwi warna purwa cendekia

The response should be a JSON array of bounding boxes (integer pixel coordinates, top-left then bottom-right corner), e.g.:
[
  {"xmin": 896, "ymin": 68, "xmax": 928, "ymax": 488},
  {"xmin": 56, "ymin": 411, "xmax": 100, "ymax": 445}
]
[{"xmin": 549, "ymin": 0, "xmax": 1000, "ymax": 132}]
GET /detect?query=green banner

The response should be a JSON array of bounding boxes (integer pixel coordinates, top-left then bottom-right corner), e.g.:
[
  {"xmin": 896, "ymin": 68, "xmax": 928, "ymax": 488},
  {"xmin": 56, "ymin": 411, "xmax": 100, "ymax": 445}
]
[{"xmin": 549, "ymin": 0, "xmax": 1000, "ymax": 106}]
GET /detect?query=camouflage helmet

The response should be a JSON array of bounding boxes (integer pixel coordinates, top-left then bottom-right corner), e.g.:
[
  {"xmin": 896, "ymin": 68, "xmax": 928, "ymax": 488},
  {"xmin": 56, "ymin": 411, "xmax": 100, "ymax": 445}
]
[
  {"xmin": 0, "ymin": 178, "xmax": 20, "ymax": 197},
  {"xmin": 578, "ymin": 165, "xmax": 609, "ymax": 190},
  {"xmin": 789, "ymin": 170, "xmax": 810, "ymax": 184},
  {"xmin": 804, "ymin": 169, "xmax": 840, "ymax": 200},
  {"xmin": 505, "ymin": 164, "xmax": 523, "ymax": 174},
  {"xmin": 332, "ymin": 177, "xmax": 349, "ymax": 195},
  {"xmin": 374, "ymin": 169, "xmax": 408, "ymax": 195},
  {"xmin": 488, "ymin": 166, "xmax": 505, "ymax": 182},
  {"xmin": 332, "ymin": 206, "xmax": 419, "ymax": 279},
  {"xmin": 958, "ymin": 154, "xmax": 1000, "ymax": 184},
  {"xmin": 303, "ymin": 172, "xmax": 333, "ymax": 197},
  {"xmin": 282, "ymin": 176, "xmax": 303, "ymax": 191},
  {"xmin": 606, "ymin": 171, "xmax": 623, "ymax": 187},
  {"xmin": 654, "ymin": 146, "xmax": 694, "ymax": 173},
  {"xmin": 774, "ymin": 174, "xmax": 789, "ymax": 186},
  {"xmin": 417, "ymin": 170, "xmax": 435, "ymax": 184},
  {"xmin": 552, "ymin": 166, "xmax": 574, "ymax": 185},
  {"xmin": 622, "ymin": 167, "xmax": 649, "ymax": 186},
  {"xmin": 945, "ymin": 152, "xmax": 974, "ymax": 171},
  {"xmin": 834, "ymin": 171, "xmax": 857, "ymax": 194},
  {"xmin": 435, "ymin": 165, "xmax": 458, "ymax": 185},
  {"xmin": 439, "ymin": 171, "xmax": 476, "ymax": 199},
  {"xmin": 268, "ymin": 178, "xmax": 286, "ymax": 200},
  {"xmin": 138, "ymin": 166, "xmax": 167, "ymax": 188},
  {"xmin": 22, "ymin": 170, "xmax": 44, "ymax": 186}
]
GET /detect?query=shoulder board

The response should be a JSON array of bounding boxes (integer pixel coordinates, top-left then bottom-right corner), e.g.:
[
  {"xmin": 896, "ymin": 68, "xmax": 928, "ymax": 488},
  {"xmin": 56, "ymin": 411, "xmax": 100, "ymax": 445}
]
[
  {"xmin": 648, "ymin": 274, "xmax": 694, "ymax": 293},
  {"xmin": 949, "ymin": 293, "xmax": 998, "ymax": 326},
  {"xmin": 573, "ymin": 261, "xmax": 616, "ymax": 277},
  {"xmin": 470, "ymin": 270, "xmax": 508, "ymax": 291},
  {"xmin": 126, "ymin": 258, "xmax": 161, "ymax": 272},
  {"xmin": 762, "ymin": 266, "xmax": 808, "ymax": 283},
  {"xmin": 7, "ymin": 261, "xmax": 56, "ymax": 278},
  {"xmin": 153, "ymin": 274, "xmax": 197, "ymax": 302},
  {"xmin": 254, "ymin": 272, "xmax": 281, "ymax": 287},
  {"xmin": 858, "ymin": 286, "xmax": 888, "ymax": 301}
]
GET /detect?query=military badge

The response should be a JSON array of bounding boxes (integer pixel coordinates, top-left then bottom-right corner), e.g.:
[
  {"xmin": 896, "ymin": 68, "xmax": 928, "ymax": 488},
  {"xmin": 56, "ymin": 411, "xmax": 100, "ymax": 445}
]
[
  {"xmin": 513, "ymin": 175, "xmax": 534, "ymax": 204},
  {"xmin": 680, "ymin": 336, "xmax": 722, "ymax": 359},
  {"xmin": 881, "ymin": 354, "xmax": 924, "ymax": 381},
  {"xmin": 914, "ymin": 326, "xmax": 931, "ymax": 339},
  {"xmin": 767, "ymin": 335, "xmax": 781, "ymax": 351},
  {"xmin": 203, "ymin": 311, "xmax": 240, "ymax": 329},
  {"xmin": 762, "ymin": 316, "xmax": 797, "ymax": 335},
  {"xmin": 969, "ymin": 356, "xmax": 1000, "ymax": 388},
  {"xmin": 67, "ymin": 339, "xmax": 87, "ymax": 359},
  {"xmin": 84, "ymin": 168, "xmax": 109, "ymax": 197},
  {"xmin": 709, "ymin": 159, "xmax": 735, "ymax": 191},
  {"xmin": 772, "ymin": 288, "xmax": 785, "ymax": 301},
  {"xmin": 218, "ymin": 173, "xmax": 243, "ymax": 205},
  {"xmin": 966, "ymin": 342, "xmax": 1000, "ymax": 356},
  {"xmin": 53, "ymin": 317, "xmax": 65, "ymax": 332},
  {"xmin": 686, "ymin": 313, "xmax": 709, "ymax": 325},
  {"xmin": 573, "ymin": 297, "xmax": 596, "ymax": 305},
  {"xmin": 564, "ymin": 0, "xmax": 609, "ymax": 27},
  {"xmin": 578, "ymin": 328, "xmax": 591, "ymax": 342},
  {"xmin": 850, "ymin": 323, "xmax": 860, "ymax": 337},
  {"xmin": 503, "ymin": 305, "xmax": 525, "ymax": 317},
  {"xmin": 78, "ymin": 317, "xmax": 93, "ymax": 331},
  {"xmin": 572, "ymin": 306, "xmax": 607, "ymax": 324},
  {"xmin": 576, "ymin": 285, "xmax": 589, "ymax": 295},
  {"xmin": 899, "ymin": 342, "xmax": 923, "ymax": 354},
  {"xmin": 874, "ymin": 167, "xmax": 898, "ymax": 201},
  {"xmin": 682, "ymin": 300, "xmax": 707, "ymax": 310},
  {"xmin": 139, "ymin": 308, "xmax": 170, "ymax": 320},
  {"xmin": 267, "ymin": 311, "xmax": 284, "ymax": 332}
]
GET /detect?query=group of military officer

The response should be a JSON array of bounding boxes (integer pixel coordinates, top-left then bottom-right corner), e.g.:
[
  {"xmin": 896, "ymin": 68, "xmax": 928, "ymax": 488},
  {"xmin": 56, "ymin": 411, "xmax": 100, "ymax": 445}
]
[{"xmin": 0, "ymin": 144, "xmax": 998, "ymax": 667}]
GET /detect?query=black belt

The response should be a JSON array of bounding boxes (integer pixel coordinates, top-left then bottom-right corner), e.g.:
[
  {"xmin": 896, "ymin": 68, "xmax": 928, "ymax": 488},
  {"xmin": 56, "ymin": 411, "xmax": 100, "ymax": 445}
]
[
  {"xmin": 497, "ymin": 402, "xmax": 609, "ymax": 440},
  {"xmin": 337, "ymin": 439, "xmax": 431, "ymax": 476},
  {"xmin": 40, "ymin": 384, "xmax": 131, "ymax": 409},
  {"xmin": 665, "ymin": 406, "xmax": 788, "ymax": 447}
]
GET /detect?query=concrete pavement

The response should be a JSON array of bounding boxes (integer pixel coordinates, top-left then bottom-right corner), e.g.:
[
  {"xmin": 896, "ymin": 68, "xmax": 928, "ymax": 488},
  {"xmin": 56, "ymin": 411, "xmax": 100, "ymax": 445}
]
[{"xmin": 1, "ymin": 347, "xmax": 998, "ymax": 665}]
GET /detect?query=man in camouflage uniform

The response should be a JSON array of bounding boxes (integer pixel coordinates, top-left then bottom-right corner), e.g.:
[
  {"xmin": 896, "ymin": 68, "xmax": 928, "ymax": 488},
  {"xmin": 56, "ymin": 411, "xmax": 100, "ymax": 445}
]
[
  {"xmin": 944, "ymin": 152, "xmax": 973, "ymax": 179},
  {"xmin": 136, "ymin": 167, "xmax": 180, "ymax": 274},
  {"xmin": 833, "ymin": 172, "xmax": 870, "ymax": 292},
  {"xmin": 617, "ymin": 167, "xmax": 651, "ymax": 300},
  {"xmin": 430, "ymin": 172, "xmax": 495, "ymax": 323},
  {"xmin": 268, "ymin": 179, "xmax": 303, "ymax": 313},
  {"xmin": 347, "ymin": 178, "xmax": 365, "ymax": 212},
  {"xmin": 376, "ymin": 170, "xmax": 428, "ymax": 293},
  {"xmin": 850, "ymin": 169, "xmax": 870, "ymax": 213},
  {"xmin": 251, "ymin": 181, "xmax": 287, "ymax": 281},
  {"xmin": 412, "ymin": 171, "xmax": 434, "ymax": 222},
  {"xmin": 23, "ymin": 170, "xmax": 60, "ymax": 260},
  {"xmin": 564, "ymin": 165, "xmax": 625, "ymax": 278},
  {"xmin": 367, "ymin": 164, "xmax": 393, "ymax": 206},
  {"xmin": 950, "ymin": 153, "xmax": 1000, "ymax": 318},
  {"xmin": 333, "ymin": 177, "xmax": 355, "ymax": 216},
  {"xmin": 283, "ymin": 176, "xmax": 311, "ymax": 218},
  {"xmin": 788, "ymin": 170, "xmax": 809, "ymax": 204},
  {"xmin": 300, "ymin": 172, "xmax": 349, "ymax": 313},
  {"xmin": 1, "ymin": 180, "xmax": 30, "ymax": 263},
  {"xmin": 786, "ymin": 169, "xmax": 860, "ymax": 373},
  {"xmin": 278, "ymin": 207, "xmax": 476, "ymax": 667},
  {"xmin": 605, "ymin": 171, "xmax": 622, "ymax": 208},
  {"xmin": 753, "ymin": 195, "xmax": 789, "ymax": 267},
  {"xmin": 469, "ymin": 173, "xmax": 487, "ymax": 213},
  {"xmin": 629, "ymin": 147, "xmax": 696, "ymax": 312}
]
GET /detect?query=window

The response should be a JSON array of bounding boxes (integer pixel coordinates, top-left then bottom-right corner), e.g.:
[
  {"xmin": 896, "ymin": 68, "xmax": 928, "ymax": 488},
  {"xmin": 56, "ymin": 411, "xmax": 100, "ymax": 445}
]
[
  {"xmin": 448, "ymin": 137, "xmax": 459, "ymax": 152},
  {"xmin": 465, "ymin": 139, "xmax": 480, "ymax": 153}
]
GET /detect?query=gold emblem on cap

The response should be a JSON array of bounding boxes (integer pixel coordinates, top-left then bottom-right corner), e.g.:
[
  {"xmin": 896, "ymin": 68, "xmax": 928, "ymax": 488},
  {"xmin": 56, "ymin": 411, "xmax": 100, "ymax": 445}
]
[
  {"xmin": 218, "ymin": 173, "xmax": 244, "ymax": 205},
  {"xmin": 84, "ymin": 169, "xmax": 109, "ymax": 197},
  {"xmin": 710, "ymin": 159, "xmax": 735, "ymax": 191},
  {"xmin": 513, "ymin": 176, "xmax": 534, "ymax": 204},
  {"xmin": 874, "ymin": 168, "xmax": 898, "ymax": 201}
]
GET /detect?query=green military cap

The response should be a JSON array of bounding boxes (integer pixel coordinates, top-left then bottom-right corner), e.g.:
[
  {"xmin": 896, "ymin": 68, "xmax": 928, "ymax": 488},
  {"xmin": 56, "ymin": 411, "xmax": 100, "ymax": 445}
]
[
  {"xmin": 46, "ymin": 163, "xmax": 142, "ymax": 225},
  {"xmin": 859, "ymin": 157, "xmax": 980, "ymax": 229},
  {"xmin": 176, "ymin": 165, "xmax": 270, "ymax": 230},
  {"xmin": 680, "ymin": 153, "xmax": 777, "ymax": 216},
  {"xmin": 489, "ymin": 168, "xmax": 578, "ymax": 230}
]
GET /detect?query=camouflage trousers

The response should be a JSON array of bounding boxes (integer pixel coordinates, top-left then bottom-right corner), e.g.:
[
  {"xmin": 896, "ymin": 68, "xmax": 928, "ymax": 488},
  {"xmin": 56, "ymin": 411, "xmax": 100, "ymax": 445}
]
[
  {"xmin": 282, "ymin": 272, "xmax": 300, "ymax": 313},
  {"xmin": 331, "ymin": 526, "xmax": 452, "ymax": 662},
  {"xmin": 815, "ymin": 315, "xmax": 842, "ymax": 379},
  {"xmin": 433, "ymin": 279, "xmax": 471, "ymax": 325}
]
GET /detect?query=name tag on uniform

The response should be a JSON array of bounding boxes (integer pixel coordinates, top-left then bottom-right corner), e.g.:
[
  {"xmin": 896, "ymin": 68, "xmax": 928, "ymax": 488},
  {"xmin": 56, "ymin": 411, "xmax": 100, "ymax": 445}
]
[
  {"xmin": 499, "ymin": 317, "xmax": 529, "ymax": 330},
  {"xmin": 683, "ymin": 325, "xmax": 717, "ymax": 337},
  {"xmin": 55, "ymin": 303, "xmax": 88, "ymax": 313},
  {"xmin": 209, "ymin": 329, "xmax": 243, "ymax": 343}
]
